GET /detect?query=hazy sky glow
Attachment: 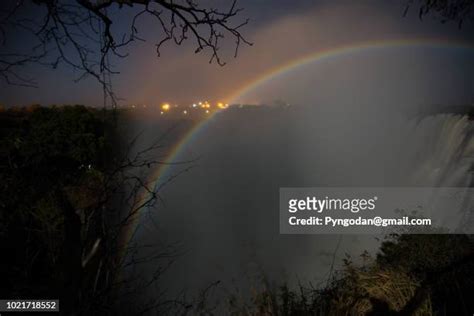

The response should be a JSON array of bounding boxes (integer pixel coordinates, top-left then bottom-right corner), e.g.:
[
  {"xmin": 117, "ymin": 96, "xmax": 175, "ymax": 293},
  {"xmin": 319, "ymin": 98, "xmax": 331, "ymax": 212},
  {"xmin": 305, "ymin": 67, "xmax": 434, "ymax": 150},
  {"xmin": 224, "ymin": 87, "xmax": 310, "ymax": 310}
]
[{"xmin": 1, "ymin": 0, "xmax": 474, "ymax": 107}]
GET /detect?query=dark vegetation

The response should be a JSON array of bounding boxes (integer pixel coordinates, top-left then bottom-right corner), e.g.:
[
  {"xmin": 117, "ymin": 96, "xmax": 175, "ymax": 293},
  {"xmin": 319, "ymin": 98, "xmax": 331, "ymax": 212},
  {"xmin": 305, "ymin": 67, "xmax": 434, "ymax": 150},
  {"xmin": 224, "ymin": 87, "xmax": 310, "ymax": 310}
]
[
  {"xmin": 1, "ymin": 105, "xmax": 112, "ymax": 313},
  {"xmin": 227, "ymin": 234, "xmax": 473, "ymax": 316},
  {"xmin": 0, "ymin": 105, "xmax": 182, "ymax": 314}
]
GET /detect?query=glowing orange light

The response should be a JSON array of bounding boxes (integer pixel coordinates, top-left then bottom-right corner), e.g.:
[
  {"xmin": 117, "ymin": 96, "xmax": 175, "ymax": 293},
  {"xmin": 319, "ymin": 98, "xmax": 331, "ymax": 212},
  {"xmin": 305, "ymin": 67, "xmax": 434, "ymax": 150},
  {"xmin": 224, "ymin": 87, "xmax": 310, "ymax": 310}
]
[
  {"xmin": 217, "ymin": 102, "xmax": 228, "ymax": 109},
  {"xmin": 161, "ymin": 103, "xmax": 170, "ymax": 111}
]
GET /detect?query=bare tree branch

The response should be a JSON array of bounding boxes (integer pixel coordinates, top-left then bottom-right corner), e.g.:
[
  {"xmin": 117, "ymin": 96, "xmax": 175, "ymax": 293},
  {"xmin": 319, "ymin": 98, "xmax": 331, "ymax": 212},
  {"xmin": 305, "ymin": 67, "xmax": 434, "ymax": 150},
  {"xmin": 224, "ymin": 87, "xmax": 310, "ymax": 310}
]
[{"xmin": 0, "ymin": 0, "xmax": 251, "ymax": 106}]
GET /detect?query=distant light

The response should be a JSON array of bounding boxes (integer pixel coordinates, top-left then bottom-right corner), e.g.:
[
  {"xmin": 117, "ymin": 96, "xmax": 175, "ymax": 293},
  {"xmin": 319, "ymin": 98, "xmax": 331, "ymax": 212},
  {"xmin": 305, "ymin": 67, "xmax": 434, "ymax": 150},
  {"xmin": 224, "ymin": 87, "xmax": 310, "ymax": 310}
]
[
  {"xmin": 132, "ymin": 105, "xmax": 136, "ymax": 108},
  {"xmin": 160, "ymin": 111, "xmax": 164, "ymax": 115},
  {"xmin": 205, "ymin": 110, "xmax": 210, "ymax": 114},
  {"xmin": 161, "ymin": 103, "xmax": 170, "ymax": 111},
  {"xmin": 192, "ymin": 103, "xmax": 197, "ymax": 108},
  {"xmin": 217, "ymin": 102, "xmax": 228, "ymax": 109},
  {"xmin": 183, "ymin": 110, "xmax": 187, "ymax": 115}
]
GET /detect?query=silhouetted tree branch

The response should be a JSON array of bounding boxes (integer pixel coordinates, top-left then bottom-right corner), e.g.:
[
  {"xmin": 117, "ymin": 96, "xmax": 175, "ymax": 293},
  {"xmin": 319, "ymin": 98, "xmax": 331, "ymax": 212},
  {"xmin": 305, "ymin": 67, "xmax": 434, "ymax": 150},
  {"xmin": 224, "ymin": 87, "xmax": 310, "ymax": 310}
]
[
  {"xmin": 405, "ymin": 0, "xmax": 474, "ymax": 27},
  {"xmin": 0, "ymin": 0, "xmax": 251, "ymax": 105}
]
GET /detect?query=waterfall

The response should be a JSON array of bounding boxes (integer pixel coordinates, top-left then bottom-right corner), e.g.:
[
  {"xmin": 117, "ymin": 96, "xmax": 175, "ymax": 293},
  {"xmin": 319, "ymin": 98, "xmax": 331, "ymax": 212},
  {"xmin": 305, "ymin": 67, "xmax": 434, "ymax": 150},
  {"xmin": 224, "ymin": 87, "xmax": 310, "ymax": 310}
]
[{"xmin": 411, "ymin": 114, "xmax": 474, "ymax": 187}]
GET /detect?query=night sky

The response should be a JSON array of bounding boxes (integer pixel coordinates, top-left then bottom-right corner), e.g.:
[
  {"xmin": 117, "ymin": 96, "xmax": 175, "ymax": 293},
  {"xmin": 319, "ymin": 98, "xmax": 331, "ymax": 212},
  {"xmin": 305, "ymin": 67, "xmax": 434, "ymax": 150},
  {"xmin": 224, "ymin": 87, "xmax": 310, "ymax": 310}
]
[{"xmin": 1, "ymin": 0, "xmax": 474, "ymax": 107}]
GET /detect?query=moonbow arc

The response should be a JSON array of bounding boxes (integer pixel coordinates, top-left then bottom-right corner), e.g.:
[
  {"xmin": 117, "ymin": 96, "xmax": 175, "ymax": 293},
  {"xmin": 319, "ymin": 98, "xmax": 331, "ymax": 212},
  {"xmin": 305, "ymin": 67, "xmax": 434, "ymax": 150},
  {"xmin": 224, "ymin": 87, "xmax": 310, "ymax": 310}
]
[{"xmin": 226, "ymin": 38, "xmax": 474, "ymax": 104}]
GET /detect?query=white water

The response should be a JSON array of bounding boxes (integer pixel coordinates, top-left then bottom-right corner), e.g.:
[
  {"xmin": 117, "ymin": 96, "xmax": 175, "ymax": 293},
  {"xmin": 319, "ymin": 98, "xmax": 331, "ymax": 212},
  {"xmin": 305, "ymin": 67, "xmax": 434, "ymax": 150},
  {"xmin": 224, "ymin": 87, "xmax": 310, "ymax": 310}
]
[{"xmin": 410, "ymin": 114, "xmax": 474, "ymax": 187}]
